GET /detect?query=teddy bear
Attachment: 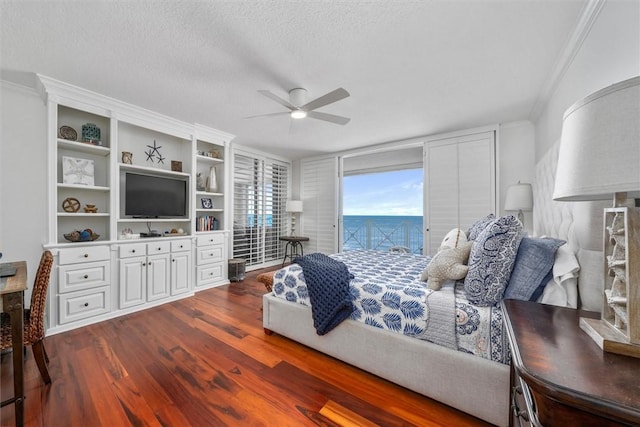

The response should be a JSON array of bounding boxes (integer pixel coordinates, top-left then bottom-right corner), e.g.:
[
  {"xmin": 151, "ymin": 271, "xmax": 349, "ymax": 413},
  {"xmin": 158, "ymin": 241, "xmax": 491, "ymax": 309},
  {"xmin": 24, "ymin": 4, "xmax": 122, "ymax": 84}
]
[{"xmin": 421, "ymin": 228, "xmax": 473, "ymax": 291}]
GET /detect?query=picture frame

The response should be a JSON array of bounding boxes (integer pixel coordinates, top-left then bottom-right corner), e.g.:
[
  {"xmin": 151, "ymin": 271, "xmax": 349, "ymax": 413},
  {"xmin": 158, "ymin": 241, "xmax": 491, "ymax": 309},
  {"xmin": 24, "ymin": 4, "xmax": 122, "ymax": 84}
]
[
  {"xmin": 201, "ymin": 198, "xmax": 213, "ymax": 209},
  {"xmin": 62, "ymin": 156, "xmax": 94, "ymax": 186},
  {"xmin": 171, "ymin": 160, "xmax": 182, "ymax": 172}
]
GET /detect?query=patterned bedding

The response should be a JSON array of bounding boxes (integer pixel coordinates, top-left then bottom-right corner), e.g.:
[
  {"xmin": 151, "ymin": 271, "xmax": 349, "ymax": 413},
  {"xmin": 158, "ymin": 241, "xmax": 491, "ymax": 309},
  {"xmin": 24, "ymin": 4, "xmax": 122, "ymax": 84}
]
[{"xmin": 271, "ymin": 250, "xmax": 510, "ymax": 364}]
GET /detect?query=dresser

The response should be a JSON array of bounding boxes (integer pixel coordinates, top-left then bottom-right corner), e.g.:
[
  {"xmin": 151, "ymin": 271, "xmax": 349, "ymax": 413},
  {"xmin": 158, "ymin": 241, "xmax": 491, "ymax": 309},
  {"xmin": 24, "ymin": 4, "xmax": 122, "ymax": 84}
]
[{"xmin": 502, "ymin": 299, "xmax": 640, "ymax": 426}]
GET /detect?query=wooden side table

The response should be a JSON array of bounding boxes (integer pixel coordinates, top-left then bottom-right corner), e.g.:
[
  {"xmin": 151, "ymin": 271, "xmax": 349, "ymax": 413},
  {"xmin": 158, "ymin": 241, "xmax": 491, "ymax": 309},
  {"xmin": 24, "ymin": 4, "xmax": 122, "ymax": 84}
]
[
  {"xmin": 502, "ymin": 299, "xmax": 640, "ymax": 427},
  {"xmin": 0, "ymin": 261, "xmax": 27, "ymax": 427},
  {"xmin": 279, "ymin": 236, "xmax": 309, "ymax": 266}
]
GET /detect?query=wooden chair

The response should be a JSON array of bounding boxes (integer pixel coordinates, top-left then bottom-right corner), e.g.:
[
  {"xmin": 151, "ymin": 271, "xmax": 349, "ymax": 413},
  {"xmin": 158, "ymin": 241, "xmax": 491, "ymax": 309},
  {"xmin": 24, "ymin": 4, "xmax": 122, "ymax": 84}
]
[{"xmin": 1, "ymin": 250, "xmax": 54, "ymax": 384}]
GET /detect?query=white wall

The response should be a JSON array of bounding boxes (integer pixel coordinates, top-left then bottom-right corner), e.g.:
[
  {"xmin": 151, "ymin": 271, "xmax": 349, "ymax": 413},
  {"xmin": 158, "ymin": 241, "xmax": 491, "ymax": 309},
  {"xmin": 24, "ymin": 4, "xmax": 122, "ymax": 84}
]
[
  {"xmin": 498, "ymin": 121, "xmax": 535, "ymax": 233},
  {"xmin": 535, "ymin": 0, "xmax": 640, "ymax": 160},
  {"xmin": 0, "ymin": 81, "xmax": 48, "ymax": 303}
]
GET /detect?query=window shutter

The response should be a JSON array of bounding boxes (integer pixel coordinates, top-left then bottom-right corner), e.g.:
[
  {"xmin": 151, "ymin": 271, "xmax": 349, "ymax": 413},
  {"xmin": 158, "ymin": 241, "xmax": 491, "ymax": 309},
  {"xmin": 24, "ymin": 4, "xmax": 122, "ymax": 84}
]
[
  {"xmin": 425, "ymin": 131, "xmax": 495, "ymax": 254},
  {"xmin": 301, "ymin": 157, "xmax": 338, "ymax": 254},
  {"xmin": 233, "ymin": 151, "xmax": 290, "ymax": 268}
]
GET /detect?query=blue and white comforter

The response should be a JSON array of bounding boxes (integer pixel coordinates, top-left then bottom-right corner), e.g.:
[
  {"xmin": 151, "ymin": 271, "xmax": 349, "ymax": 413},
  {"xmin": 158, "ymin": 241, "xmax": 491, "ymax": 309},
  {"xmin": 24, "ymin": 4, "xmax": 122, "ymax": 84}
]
[{"xmin": 271, "ymin": 250, "xmax": 509, "ymax": 364}]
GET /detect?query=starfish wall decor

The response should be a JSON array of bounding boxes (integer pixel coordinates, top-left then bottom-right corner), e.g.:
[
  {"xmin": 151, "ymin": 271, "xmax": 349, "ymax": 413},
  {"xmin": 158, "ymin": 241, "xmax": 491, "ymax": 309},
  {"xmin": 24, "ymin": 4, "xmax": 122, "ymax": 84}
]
[{"xmin": 144, "ymin": 140, "xmax": 165, "ymax": 164}]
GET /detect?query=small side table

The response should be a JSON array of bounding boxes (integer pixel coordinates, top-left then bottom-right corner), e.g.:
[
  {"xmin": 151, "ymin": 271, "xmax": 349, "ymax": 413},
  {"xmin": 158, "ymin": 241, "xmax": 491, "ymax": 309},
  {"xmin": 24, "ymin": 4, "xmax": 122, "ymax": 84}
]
[{"xmin": 279, "ymin": 236, "xmax": 309, "ymax": 266}]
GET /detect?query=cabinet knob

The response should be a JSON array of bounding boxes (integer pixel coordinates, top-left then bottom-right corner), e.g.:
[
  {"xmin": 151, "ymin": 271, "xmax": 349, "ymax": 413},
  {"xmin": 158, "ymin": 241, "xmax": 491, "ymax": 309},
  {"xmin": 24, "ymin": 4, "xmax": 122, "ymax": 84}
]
[
  {"xmin": 132, "ymin": 249, "xmax": 136, "ymax": 253},
  {"xmin": 84, "ymin": 254, "xmax": 89, "ymax": 258},
  {"xmin": 179, "ymin": 245, "xmax": 183, "ymax": 248},
  {"xmin": 172, "ymin": 259, "xmax": 175, "ymax": 262},
  {"xmin": 83, "ymin": 302, "xmax": 89, "ymax": 307},
  {"xmin": 83, "ymin": 275, "xmax": 89, "ymax": 279},
  {"xmin": 158, "ymin": 247, "xmax": 161, "ymax": 251},
  {"xmin": 142, "ymin": 262, "xmax": 146, "ymax": 266}
]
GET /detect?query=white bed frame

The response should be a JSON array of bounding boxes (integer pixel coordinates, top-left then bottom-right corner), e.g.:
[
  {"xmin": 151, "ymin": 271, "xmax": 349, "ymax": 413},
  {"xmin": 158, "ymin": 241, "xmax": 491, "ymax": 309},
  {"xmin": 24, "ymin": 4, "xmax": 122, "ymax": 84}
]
[{"xmin": 262, "ymin": 141, "xmax": 603, "ymax": 426}]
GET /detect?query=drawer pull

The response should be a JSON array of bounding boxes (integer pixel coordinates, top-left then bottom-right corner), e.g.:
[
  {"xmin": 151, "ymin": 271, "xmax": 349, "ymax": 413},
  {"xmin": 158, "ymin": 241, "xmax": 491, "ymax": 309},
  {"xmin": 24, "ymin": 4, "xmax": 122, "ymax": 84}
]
[
  {"xmin": 172, "ymin": 259, "xmax": 175, "ymax": 262},
  {"xmin": 179, "ymin": 245, "xmax": 183, "ymax": 248},
  {"xmin": 132, "ymin": 249, "xmax": 136, "ymax": 253},
  {"xmin": 83, "ymin": 275, "xmax": 89, "ymax": 279},
  {"xmin": 157, "ymin": 247, "xmax": 161, "ymax": 251},
  {"xmin": 83, "ymin": 302, "xmax": 89, "ymax": 307},
  {"xmin": 84, "ymin": 254, "xmax": 89, "ymax": 258}
]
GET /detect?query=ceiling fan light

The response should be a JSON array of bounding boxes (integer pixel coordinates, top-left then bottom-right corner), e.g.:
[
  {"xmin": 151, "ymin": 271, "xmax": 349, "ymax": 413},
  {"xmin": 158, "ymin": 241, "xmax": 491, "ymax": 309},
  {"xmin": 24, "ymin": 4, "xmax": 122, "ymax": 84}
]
[{"xmin": 291, "ymin": 109, "xmax": 307, "ymax": 119}]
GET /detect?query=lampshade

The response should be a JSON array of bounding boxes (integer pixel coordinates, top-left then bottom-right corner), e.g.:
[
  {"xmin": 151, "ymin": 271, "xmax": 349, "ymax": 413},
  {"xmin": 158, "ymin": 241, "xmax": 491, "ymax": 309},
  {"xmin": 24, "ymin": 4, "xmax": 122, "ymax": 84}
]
[
  {"xmin": 553, "ymin": 76, "xmax": 640, "ymax": 201},
  {"xmin": 504, "ymin": 182, "xmax": 533, "ymax": 211},
  {"xmin": 286, "ymin": 200, "xmax": 303, "ymax": 213}
]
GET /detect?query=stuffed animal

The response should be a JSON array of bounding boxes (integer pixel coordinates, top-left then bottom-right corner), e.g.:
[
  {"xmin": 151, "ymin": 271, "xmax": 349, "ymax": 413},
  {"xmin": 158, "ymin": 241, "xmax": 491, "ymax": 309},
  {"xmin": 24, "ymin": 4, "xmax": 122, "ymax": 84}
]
[{"xmin": 421, "ymin": 228, "xmax": 473, "ymax": 290}]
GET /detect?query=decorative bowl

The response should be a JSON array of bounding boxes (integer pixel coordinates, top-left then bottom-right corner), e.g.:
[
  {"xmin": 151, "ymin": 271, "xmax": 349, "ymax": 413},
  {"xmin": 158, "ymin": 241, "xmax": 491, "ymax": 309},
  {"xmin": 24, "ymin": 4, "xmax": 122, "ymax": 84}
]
[{"xmin": 64, "ymin": 230, "xmax": 100, "ymax": 242}]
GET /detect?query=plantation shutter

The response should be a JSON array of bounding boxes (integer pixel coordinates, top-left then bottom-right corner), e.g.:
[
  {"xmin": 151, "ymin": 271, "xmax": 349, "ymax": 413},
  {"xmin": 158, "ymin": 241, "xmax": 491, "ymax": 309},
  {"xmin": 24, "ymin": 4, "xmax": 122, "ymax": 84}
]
[
  {"xmin": 301, "ymin": 157, "xmax": 339, "ymax": 254},
  {"xmin": 233, "ymin": 151, "xmax": 289, "ymax": 268},
  {"xmin": 425, "ymin": 131, "xmax": 495, "ymax": 255}
]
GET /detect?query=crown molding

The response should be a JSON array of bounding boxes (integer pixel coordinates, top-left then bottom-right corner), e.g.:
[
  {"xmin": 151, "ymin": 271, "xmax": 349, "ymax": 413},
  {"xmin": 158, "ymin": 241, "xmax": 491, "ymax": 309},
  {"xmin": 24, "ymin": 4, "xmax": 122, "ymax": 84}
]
[{"xmin": 529, "ymin": 0, "xmax": 606, "ymax": 121}]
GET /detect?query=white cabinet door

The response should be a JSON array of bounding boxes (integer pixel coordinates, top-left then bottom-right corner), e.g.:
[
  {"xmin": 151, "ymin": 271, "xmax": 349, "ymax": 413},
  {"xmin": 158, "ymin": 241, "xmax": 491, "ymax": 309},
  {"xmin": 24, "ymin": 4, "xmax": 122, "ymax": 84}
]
[
  {"xmin": 171, "ymin": 251, "xmax": 191, "ymax": 295},
  {"xmin": 147, "ymin": 253, "xmax": 171, "ymax": 302},
  {"xmin": 119, "ymin": 256, "xmax": 146, "ymax": 309}
]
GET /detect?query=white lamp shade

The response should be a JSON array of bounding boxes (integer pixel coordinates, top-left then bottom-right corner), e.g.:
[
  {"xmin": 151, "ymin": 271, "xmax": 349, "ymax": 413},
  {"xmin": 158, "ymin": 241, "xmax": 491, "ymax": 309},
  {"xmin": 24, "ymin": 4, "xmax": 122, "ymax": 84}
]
[
  {"xmin": 504, "ymin": 182, "xmax": 533, "ymax": 211},
  {"xmin": 286, "ymin": 200, "xmax": 303, "ymax": 213},
  {"xmin": 553, "ymin": 76, "xmax": 640, "ymax": 201}
]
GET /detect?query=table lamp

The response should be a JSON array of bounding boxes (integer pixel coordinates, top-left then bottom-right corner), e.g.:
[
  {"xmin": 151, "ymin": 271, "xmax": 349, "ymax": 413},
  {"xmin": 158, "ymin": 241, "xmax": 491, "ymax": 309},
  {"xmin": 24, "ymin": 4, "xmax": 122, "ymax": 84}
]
[
  {"xmin": 553, "ymin": 75, "xmax": 640, "ymax": 358},
  {"xmin": 504, "ymin": 182, "xmax": 533, "ymax": 228},
  {"xmin": 286, "ymin": 200, "xmax": 303, "ymax": 236}
]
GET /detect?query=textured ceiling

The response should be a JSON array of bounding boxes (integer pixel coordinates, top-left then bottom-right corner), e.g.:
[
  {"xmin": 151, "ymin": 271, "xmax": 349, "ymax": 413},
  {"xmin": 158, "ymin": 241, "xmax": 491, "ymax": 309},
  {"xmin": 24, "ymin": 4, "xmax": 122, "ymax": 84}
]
[{"xmin": 1, "ymin": 1, "xmax": 587, "ymax": 159}]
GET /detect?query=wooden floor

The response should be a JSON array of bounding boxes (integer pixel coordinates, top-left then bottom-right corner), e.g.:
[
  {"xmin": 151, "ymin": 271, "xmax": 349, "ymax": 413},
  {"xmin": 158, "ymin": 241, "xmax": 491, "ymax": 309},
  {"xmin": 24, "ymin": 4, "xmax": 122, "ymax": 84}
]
[{"xmin": 1, "ymin": 267, "xmax": 491, "ymax": 426}]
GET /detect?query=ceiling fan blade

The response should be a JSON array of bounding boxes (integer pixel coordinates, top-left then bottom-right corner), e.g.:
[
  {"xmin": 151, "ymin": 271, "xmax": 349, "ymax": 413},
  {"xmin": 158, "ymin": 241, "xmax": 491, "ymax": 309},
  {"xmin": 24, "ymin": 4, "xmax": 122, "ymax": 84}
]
[
  {"xmin": 306, "ymin": 111, "xmax": 351, "ymax": 125},
  {"xmin": 258, "ymin": 90, "xmax": 295, "ymax": 110},
  {"xmin": 245, "ymin": 111, "xmax": 290, "ymax": 119},
  {"xmin": 301, "ymin": 88, "xmax": 350, "ymax": 112}
]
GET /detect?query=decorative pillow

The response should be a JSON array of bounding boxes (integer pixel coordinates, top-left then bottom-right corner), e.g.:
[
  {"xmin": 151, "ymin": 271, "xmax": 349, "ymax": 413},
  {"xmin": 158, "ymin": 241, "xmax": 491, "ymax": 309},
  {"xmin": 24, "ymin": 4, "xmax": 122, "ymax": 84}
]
[
  {"xmin": 503, "ymin": 237, "xmax": 565, "ymax": 301},
  {"xmin": 466, "ymin": 214, "xmax": 496, "ymax": 241},
  {"xmin": 464, "ymin": 215, "xmax": 523, "ymax": 306}
]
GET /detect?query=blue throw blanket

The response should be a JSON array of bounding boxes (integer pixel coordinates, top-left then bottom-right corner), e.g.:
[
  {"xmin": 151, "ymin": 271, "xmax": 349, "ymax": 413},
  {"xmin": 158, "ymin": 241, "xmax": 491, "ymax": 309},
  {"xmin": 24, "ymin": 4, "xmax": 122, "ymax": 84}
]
[{"xmin": 294, "ymin": 253, "xmax": 354, "ymax": 335}]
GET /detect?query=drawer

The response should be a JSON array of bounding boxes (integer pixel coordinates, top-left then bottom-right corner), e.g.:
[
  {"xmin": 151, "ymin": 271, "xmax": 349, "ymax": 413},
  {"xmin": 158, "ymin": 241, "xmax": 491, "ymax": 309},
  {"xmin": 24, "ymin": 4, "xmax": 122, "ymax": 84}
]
[
  {"xmin": 171, "ymin": 239, "xmax": 191, "ymax": 252},
  {"xmin": 147, "ymin": 241, "xmax": 171, "ymax": 255},
  {"xmin": 118, "ymin": 242, "xmax": 147, "ymax": 259},
  {"xmin": 197, "ymin": 263, "xmax": 224, "ymax": 286},
  {"xmin": 58, "ymin": 260, "xmax": 110, "ymax": 293},
  {"xmin": 196, "ymin": 233, "xmax": 224, "ymax": 247},
  {"xmin": 197, "ymin": 245, "xmax": 224, "ymax": 264},
  {"xmin": 58, "ymin": 286, "xmax": 111, "ymax": 324},
  {"xmin": 58, "ymin": 245, "xmax": 110, "ymax": 265}
]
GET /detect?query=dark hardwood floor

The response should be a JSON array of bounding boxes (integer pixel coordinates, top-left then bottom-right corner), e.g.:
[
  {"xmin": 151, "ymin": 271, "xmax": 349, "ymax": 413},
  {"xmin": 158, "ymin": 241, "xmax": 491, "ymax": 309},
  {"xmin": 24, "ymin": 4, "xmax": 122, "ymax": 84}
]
[{"xmin": 1, "ymin": 267, "xmax": 490, "ymax": 426}]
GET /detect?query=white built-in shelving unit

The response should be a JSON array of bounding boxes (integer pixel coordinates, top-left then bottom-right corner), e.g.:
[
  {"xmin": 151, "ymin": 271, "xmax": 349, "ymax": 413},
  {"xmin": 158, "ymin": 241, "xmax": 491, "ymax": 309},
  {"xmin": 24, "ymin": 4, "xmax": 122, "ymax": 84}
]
[{"xmin": 39, "ymin": 75, "xmax": 234, "ymax": 334}]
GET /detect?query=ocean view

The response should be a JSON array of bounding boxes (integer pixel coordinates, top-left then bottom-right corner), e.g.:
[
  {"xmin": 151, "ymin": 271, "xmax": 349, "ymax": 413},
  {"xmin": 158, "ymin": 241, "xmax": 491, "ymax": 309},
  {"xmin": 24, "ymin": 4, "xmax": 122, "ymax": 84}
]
[{"xmin": 343, "ymin": 215, "xmax": 423, "ymax": 254}]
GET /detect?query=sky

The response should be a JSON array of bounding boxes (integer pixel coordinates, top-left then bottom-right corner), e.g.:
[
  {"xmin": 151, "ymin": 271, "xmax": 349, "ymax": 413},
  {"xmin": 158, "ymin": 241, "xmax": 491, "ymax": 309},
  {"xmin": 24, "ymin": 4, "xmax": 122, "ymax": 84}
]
[{"xmin": 343, "ymin": 168, "xmax": 423, "ymax": 216}]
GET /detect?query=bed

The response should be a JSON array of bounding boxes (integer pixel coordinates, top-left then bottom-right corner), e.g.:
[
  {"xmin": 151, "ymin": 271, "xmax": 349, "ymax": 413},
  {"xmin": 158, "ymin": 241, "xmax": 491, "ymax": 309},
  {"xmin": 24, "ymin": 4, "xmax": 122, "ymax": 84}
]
[{"xmin": 262, "ymin": 141, "xmax": 605, "ymax": 426}]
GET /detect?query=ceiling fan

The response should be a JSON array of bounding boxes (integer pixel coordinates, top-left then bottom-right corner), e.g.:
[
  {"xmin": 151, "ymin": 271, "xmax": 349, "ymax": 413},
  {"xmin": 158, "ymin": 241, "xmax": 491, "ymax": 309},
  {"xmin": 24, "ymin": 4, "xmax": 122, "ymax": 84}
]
[{"xmin": 248, "ymin": 87, "xmax": 351, "ymax": 125}]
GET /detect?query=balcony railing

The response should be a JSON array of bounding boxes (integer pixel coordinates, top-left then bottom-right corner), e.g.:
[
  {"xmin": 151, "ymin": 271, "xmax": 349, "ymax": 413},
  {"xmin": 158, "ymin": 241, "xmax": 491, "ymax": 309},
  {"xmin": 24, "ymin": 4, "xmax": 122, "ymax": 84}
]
[{"xmin": 342, "ymin": 216, "xmax": 423, "ymax": 254}]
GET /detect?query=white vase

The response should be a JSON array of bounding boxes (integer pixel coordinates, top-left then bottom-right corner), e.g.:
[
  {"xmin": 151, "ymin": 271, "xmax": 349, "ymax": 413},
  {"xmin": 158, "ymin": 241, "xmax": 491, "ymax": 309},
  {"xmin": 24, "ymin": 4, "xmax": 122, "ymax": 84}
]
[{"xmin": 206, "ymin": 166, "xmax": 218, "ymax": 192}]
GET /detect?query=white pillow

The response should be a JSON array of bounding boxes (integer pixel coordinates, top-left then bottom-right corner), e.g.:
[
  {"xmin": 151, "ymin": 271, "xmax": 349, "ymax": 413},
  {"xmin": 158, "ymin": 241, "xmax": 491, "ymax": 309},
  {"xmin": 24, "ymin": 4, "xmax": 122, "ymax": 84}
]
[{"xmin": 538, "ymin": 243, "xmax": 579, "ymax": 308}]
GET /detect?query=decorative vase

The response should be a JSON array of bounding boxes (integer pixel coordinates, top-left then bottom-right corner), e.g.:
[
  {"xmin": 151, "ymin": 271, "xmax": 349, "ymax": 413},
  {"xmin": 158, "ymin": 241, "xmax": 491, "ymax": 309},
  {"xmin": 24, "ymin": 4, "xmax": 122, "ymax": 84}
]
[
  {"xmin": 81, "ymin": 123, "xmax": 101, "ymax": 143},
  {"xmin": 196, "ymin": 173, "xmax": 205, "ymax": 191},
  {"xmin": 206, "ymin": 166, "xmax": 218, "ymax": 192}
]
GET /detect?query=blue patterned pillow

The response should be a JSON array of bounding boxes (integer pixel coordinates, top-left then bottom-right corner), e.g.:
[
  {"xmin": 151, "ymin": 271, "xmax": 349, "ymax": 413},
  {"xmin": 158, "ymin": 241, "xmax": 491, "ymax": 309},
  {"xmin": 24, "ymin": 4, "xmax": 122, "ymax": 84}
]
[
  {"xmin": 464, "ymin": 215, "xmax": 523, "ymax": 306},
  {"xmin": 503, "ymin": 237, "xmax": 565, "ymax": 301},
  {"xmin": 466, "ymin": 214, "xmax": 496, "ymax": 241}
]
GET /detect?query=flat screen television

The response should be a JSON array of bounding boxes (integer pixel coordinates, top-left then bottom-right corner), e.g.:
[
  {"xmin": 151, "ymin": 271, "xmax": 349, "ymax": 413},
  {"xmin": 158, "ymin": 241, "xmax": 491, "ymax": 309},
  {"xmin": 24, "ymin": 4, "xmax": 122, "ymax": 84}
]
[{"xmin": 124, "ymin": 172, "xmax": 187, "ymax": 218}]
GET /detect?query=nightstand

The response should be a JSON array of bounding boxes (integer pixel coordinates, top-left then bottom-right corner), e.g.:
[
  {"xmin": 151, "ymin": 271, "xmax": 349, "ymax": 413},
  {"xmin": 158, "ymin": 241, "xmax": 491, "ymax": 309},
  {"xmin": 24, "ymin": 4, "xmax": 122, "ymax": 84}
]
[{"xmin": 502, "ymin": 299, "xmax": 640, "ymax": 427}]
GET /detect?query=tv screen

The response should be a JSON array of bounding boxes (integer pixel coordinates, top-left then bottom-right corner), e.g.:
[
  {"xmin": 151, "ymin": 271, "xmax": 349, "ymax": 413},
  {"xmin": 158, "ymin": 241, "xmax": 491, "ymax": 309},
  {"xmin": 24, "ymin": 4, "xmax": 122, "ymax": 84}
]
[{"xmin": 124, "ymin": 172, "xmax": 187, "ymax": 218}]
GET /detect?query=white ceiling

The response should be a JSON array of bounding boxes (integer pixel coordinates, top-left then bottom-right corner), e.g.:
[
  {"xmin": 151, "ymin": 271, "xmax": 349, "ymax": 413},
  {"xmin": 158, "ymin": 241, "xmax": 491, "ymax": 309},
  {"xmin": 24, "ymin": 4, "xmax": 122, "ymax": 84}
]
[{"xmin": 1, "ymin": 1, "xmax": 587, "ymax": 159}]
